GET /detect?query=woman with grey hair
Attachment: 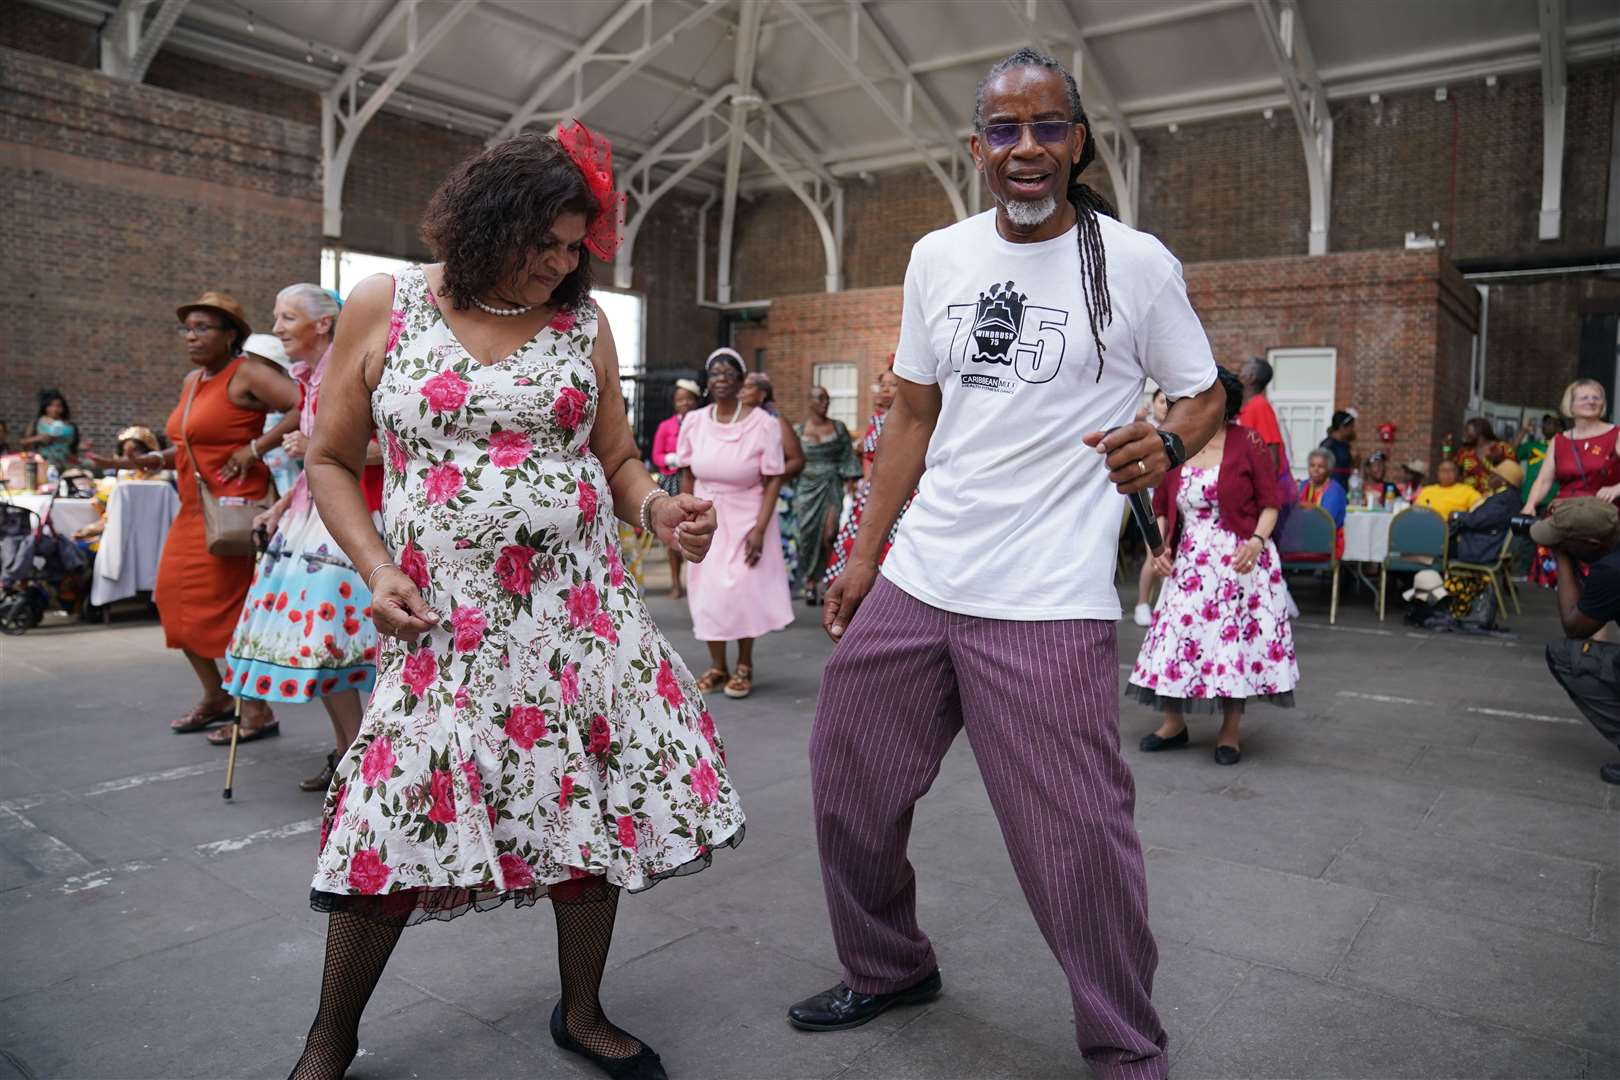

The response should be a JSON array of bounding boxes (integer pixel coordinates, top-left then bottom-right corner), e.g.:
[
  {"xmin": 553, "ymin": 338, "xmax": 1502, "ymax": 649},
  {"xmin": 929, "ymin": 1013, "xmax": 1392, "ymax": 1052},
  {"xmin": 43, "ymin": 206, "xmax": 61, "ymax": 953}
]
[{"xmin": 218, "ymin": 283, "xmax": 385, "ymax": 794}]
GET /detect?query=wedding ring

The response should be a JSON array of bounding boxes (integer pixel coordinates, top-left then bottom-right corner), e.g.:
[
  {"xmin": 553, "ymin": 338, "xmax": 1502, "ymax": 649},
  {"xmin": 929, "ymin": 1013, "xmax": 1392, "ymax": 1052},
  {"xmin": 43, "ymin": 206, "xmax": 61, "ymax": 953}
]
[{"xmin": 1137, "ymin": 459, "xmax": 1148, "ymax": 476}]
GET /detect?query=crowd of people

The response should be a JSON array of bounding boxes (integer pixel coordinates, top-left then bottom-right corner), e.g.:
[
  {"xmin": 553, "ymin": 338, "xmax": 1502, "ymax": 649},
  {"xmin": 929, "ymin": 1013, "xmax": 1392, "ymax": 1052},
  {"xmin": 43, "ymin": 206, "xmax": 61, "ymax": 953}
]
[{"xmin": 4, "ymin": 42, "xmax": 1613, "ymax": 1080}]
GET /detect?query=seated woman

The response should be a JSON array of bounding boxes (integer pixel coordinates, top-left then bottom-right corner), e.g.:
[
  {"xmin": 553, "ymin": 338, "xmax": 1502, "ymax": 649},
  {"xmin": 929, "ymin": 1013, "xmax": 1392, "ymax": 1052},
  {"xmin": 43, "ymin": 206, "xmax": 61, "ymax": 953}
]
[
  {"xmin": 1397, "ymin": 459, "xmax": 1426, "ymax": 502},
  {"xmin": 1359, "ymin": 450, "xmax": 1400, "ymax": 506},
  {"xmin": 1415, "ymin": 459, "xmax": 1483, "ymax": 517},
  {"xmin": 1297, "ymin": 447, "xmax": 1346, "ymax": 559},
  {"xmin": 72, "ymin": 427, "xmax": 168, "ymax": 550}
]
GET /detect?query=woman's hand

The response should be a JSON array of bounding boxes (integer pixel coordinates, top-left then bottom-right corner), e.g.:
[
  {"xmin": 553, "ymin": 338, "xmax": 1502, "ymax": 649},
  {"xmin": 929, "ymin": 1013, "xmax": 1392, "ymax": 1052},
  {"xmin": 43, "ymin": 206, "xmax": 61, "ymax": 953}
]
[
  {"xmin": 1151, "ymin": 549, "xmax": 1175, "ymax": 578},
  {"xmin": 282, "ymin": 431, "xmax": 309, "ymax": 459},
  {"xmin": 220, "ymin": 443, "xmax": 258, "ymax": 482},
  {"xmin": 252, "ymin": 502, "xmax": 285, "ymax": 536},
  {"xmin": 87, "ymin": 451, "xmax": 140, "ymax": 471},
  {"xmin": 368, "ymin": 566, "xmax": 439, "ymax": 642},
  {"xmin": 651, "ymin": 494, "xmax": 716, "ymax": 562},
  {"xmin": 1233, "ymin": 536, "xmax": 1264, "ymax": 574},
  {"xmin": 744, "ymin": 524, "xmax": 766, "ymax": 566},
  {"xmin": 1598, "ymin": 485, "xmax": 1620, "ymax": 503}
]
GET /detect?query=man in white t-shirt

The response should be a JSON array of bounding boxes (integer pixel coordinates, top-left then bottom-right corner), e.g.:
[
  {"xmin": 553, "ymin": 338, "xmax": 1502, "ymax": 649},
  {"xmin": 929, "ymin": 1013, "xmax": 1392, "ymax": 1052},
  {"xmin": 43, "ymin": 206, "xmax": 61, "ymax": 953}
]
[{"xmin": 786, "ymin": 49, "xmax": 1224, "ymax": 1079}]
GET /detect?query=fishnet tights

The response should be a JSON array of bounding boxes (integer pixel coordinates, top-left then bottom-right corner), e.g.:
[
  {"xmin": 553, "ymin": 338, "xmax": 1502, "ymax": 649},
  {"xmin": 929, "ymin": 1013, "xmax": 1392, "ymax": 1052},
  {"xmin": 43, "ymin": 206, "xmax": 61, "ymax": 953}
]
[
  {"xmin": 552, "ymin": 878, "xmax": 644, "ymax": 1061},
  {"xmin": 288, "ymin": 912, "xmax": 404, "ymax": 1080}
]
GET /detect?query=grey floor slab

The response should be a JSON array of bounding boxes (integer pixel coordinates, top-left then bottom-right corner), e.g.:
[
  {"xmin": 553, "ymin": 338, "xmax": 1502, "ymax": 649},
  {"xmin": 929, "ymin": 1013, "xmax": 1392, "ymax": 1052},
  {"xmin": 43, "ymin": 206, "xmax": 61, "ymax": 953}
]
[
  {"xmin": 1324, "ymin": 825, "xmax": 1600, "ymax": 938},
  {"xmin": 1176, "ymin": 965, "xmax": 1590, "ymax": 1079},
  {"xmin": 1406, "ymin": 744, "xmax": 1610, "ymax": 809},
  {"xmin": 1143, "ymin": 848, "xmax": 1378, "ymax": 977},
  {"xmin": 1334, "ymin": 900, "xmax": 1620, "ymax": 1056},
  {"xmin": 1419, "ymin": 786, "xmax": 1620, "ymax": 869},
  {"xmin": 1136, "ymin": 787, "xmax": 1365, "ymax": 878},
  {"xmin": 836, "ymin": 1006, "xmax": 1084, "ymax": 1080}
]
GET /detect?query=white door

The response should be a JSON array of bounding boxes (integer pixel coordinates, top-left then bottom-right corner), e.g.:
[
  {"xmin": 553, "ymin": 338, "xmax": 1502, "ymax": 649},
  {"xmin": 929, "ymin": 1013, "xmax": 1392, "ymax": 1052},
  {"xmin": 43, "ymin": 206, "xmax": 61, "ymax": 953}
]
[{"xmin": 1267, "ymin": 347, "xmax": 1337, "ymax": 480}]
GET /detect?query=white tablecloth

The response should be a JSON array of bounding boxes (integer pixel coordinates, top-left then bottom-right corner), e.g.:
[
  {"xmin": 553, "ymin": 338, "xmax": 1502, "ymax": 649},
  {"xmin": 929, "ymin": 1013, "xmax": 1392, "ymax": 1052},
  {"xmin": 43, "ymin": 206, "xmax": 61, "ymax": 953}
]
[
  {"xmin": 0, "ymin": 494, "xmax": 99, "ymax": 537},
  {"xmin": 91, "ymin": 482, "xmax": 181, "ymax": 606},
  {"xmin": 1342, "ymin": 510, "xmax": 1395, "ymax": 563}
]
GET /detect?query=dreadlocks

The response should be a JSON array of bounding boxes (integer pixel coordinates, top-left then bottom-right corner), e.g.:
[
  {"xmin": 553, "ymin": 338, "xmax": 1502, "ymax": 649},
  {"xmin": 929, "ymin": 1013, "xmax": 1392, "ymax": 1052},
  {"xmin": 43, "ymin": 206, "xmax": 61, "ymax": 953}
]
[{"xmin": 974, "ymin": 47, "xmax": 1116, "ymax": 381}]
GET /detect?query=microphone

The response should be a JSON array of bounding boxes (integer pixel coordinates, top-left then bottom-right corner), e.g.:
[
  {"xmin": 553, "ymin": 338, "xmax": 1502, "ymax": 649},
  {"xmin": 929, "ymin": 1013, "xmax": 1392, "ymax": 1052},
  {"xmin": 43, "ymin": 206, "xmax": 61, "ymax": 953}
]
[{"xmin": 1104, "ymin": 426, "xmax": 1164, "ymax": 554}]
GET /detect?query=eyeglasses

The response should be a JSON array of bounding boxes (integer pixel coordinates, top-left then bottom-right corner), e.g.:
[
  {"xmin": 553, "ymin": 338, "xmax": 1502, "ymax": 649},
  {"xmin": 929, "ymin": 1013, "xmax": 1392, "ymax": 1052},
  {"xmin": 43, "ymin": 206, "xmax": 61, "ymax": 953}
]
[
  {"xmin": 176, "ymin": 323, "xmax": 224, "ymax": 337},
  {"xmin": 979, "ymin": 121, "xmax": 1075, "ymax": 151}
]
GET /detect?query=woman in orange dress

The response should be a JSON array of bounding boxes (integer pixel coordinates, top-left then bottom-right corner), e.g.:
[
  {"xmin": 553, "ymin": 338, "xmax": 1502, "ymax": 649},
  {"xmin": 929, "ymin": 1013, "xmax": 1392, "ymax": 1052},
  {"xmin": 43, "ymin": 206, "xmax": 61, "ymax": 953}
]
[{"xmin": 97, "ymin": 293, "xmax": 301, "ymax": 734}]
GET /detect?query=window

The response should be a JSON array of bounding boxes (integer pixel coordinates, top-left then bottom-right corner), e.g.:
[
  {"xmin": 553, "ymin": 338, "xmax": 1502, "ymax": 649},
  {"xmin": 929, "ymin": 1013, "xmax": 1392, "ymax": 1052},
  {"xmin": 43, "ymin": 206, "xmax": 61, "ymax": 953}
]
[
  {"xmin": 813, "ymin": 362, "xmax": 860, "ymax": 428},
  {"xmin": 318, "ymin": 246, "xmax": 645, "ymax": 412},
  {"xmin": 1266, "ymin": 347, "xmax": 1337, "ymax": 480}
]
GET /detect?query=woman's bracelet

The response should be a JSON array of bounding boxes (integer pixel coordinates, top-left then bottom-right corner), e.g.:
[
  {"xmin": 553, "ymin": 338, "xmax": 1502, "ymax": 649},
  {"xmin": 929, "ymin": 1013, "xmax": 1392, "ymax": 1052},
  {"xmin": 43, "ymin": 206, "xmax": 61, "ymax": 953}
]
[
  {"xmin": 365, "ymin": 561, "xmax": 398, "ymax": 591},
  {"xmin": 639, "ymin": 488, "xmax": 668, "ymax": 533}
]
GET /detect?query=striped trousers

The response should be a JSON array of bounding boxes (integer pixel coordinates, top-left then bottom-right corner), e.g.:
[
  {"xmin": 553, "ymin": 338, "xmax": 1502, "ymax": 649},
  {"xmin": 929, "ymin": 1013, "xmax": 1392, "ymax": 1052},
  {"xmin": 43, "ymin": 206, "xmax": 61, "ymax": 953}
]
[{"xmin": 810, "ymin": 578, "xmax": 1167, "ymax": 1079}]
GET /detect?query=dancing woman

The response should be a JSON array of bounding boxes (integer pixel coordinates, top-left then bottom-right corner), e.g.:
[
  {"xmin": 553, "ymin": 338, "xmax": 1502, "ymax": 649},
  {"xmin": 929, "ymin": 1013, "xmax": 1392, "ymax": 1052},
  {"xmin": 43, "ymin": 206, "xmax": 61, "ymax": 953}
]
[
  {"xmin": 292, "ymin": 124, "xmax": 742, "ymax": 1080},
  {"xmin": 793, "ymin": 386, "xmax": 861, "ymax": 604}
]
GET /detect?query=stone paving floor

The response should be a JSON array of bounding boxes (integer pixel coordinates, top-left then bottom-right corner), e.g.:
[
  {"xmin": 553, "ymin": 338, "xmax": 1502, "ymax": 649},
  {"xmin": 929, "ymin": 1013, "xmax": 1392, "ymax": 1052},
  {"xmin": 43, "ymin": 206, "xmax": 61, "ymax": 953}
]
[{"xmin": 0, "ymin": 570, "xmax": 1615, "ymax": 1079}]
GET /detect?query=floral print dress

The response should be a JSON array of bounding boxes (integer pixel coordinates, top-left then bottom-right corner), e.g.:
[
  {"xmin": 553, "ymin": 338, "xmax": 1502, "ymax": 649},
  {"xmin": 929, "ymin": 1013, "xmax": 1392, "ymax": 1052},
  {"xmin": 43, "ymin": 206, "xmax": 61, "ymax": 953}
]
[
  {"xmin": 311, "ymin": 266, "xmax": 744, "ymax": 924},
  {"xmin": 1127, "ymin": 464, "xmax": 1298, "ymax": 712}
]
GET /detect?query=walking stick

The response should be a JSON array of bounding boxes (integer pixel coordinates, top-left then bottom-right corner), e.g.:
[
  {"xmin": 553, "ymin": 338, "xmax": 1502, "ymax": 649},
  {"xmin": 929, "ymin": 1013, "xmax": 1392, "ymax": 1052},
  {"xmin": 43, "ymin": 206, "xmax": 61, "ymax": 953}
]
[
  {"xmin": 223, "ymin": 525, "xmax": 269, "ymax": 802},
  {"xmin": 222, "ymin": 693, "xmax": 241, "ymax": 800}
]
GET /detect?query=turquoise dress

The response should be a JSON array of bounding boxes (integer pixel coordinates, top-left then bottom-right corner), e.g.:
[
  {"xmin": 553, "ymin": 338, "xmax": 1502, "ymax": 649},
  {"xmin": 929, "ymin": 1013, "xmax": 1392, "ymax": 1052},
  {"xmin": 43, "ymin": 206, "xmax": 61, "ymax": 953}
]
[{"xmin": 32, "ymin": 417, "xmax": 76, "ymax": 470}]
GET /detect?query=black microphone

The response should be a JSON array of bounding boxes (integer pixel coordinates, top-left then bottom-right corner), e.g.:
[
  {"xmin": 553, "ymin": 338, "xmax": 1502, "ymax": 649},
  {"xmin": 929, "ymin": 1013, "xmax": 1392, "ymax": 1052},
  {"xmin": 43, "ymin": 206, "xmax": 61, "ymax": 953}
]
[{"xmin": 1105, "ymin": 426, "xmax": 1164, "ymax": 554}]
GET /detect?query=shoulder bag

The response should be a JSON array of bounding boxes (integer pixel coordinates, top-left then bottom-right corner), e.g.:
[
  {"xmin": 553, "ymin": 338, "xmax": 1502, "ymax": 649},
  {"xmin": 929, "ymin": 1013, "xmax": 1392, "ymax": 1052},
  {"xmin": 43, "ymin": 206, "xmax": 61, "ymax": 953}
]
[{"xmin": 180, "ymin": 369, "xmax": 271, "ymax": 557}]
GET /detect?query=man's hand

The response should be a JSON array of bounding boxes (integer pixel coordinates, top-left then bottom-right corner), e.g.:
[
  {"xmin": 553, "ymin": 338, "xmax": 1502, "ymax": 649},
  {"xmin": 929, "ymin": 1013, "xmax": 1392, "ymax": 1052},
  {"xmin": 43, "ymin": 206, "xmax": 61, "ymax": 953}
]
[
  {"xmin": 823, "ymin": 558, "xmax": 878, "ymax": 642},
  {"xmin": 652, "ymin": 493, "xmax": 716, "ymax": 562},
  {"xmin": 1083, "ymin": 422, "xmax": 1168, "ymax": 495}
]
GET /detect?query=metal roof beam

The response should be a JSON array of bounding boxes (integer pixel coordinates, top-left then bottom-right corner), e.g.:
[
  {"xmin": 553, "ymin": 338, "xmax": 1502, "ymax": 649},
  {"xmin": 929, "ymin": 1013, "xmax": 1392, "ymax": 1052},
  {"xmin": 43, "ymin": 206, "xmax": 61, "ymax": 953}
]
[
  {"xmin": 1538, "ymin": 0, "xmax": 1567, "ymax": 241},
  {"xmin": 780, "ymin": 0, "xmax": 967, "ymax": 219},
  {"xmin": 716, "ymin": 0, "xmax": 765, "ymax": 304},
  {"xmin": 100, "ymin": 0, "xmax": 190, "ymax": 81},
  {"xmin": 321, "ymin": 0, "xmax": 479, "ymax": 238},
  {"xmin": 1000, "ymin": 0, "xmax": 1140, "ymax": 224},
  {"xmin": 851, "ymin": 0, "xmax": 971, "ymax": 176},
  {"xmin": 1252, "ymin": 0, "xmax": 1332, "ymax": 254},
  {"xmin": 742, "ymin": 129, "xmax": 842, "ymax": 293},
  {"xmin": 494, "ymin": 0, "xmax": 650, "ymax": 141}
]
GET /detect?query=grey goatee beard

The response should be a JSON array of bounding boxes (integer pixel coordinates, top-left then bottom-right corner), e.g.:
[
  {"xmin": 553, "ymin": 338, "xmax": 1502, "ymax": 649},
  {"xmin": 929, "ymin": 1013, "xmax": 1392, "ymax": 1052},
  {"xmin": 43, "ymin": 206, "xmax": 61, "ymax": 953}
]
[{"xmin": 1003, "ymin": 194, "xmax": 1057, "ymax": 228}]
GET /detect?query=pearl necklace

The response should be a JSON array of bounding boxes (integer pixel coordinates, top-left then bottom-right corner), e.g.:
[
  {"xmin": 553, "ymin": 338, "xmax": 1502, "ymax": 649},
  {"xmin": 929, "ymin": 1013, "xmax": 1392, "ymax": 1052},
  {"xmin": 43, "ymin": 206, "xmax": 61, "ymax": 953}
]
[
  {"xmin": 715, "ymin": 402, "xmax": 741, "ymax": 425},
  {"xmin": 472, "ymin": 296, "xmax": 533, "ymax": 317}
]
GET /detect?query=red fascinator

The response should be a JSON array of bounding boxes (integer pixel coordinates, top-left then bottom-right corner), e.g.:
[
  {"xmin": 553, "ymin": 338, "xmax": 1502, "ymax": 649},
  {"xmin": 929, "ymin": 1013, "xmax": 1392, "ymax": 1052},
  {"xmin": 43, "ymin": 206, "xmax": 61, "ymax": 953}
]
[{"xmin": 556, "ymin": 119, "xmax": 627, "ymax": 261}]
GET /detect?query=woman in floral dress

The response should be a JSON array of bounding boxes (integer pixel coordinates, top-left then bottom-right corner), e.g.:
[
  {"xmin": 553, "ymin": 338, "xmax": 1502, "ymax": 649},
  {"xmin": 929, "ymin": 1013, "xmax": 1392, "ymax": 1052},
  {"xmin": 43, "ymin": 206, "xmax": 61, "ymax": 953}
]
[
  {"xmin": 220, "ymin": 284, "xmax": 383, "ymax": 795},
  {"xmin": 294, "ymin": 126, "xmax": 737, "ymax": 1080},
  {"xmin": 1128, "ymin": 370, "xmax": 1297, "ymax": 766},
  {"xmin": 822, "ymin": 368, "xmax": 914, "ymax": 586}
]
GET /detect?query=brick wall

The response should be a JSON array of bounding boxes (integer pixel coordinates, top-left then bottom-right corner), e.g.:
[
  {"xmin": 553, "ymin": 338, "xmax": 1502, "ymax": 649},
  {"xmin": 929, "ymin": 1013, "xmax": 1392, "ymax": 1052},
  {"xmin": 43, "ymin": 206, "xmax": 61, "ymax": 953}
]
[
  {"xmin": 0, "ymin": 46, "xmax": 322, "ymax": 449},
  {"xmin": 1485, "ymin": 276, "xmax": 1620, "ymax": 410},
  {"xmin": 760, "ymin": 287, "xmax": 905, "ymax": 430}
]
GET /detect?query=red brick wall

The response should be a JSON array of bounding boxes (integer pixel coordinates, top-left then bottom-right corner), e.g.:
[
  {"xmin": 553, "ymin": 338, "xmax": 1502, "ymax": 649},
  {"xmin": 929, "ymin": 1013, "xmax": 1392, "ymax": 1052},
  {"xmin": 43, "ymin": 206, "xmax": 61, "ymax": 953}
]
[
  {"xmin": 1485, "ymin": 277, "xmax": 1620, "ymax": 411},
  {"xmin": 0, "ymin": 46, "xmax": 322, "ymax": 450},
  {"xmin": 0, "ymin": 2, "xmax": 96, "ymax": 66},
  {"xmin": 761, "ymin": 287, "xmax": 904, "ymax": 430}
]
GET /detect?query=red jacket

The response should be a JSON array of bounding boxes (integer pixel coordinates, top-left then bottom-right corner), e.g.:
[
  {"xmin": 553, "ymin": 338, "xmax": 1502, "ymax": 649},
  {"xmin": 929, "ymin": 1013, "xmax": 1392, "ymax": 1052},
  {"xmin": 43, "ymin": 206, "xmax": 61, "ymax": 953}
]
[{"xmin": 1152, "ymin": 424, "xmax": 1280, "ymax": 546}]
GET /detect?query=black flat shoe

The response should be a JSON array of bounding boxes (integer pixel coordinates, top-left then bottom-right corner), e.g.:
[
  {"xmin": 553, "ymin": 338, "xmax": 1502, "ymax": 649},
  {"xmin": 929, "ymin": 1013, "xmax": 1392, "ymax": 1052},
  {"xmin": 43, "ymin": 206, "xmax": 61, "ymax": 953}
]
[
  {"xmin": 550, "ymin": 1002, "xmax": 666, "ymax": 1080},
  {"xmin": 1214, "ymin": 744, "xmax": 1242, "ymax": 766},
  {"xmin": 1138, "ymin": 730, "xmax": 1189, "ymax": 752},
  {"xmin": 787, "ymin": 969, "xmax": 942, "ymax": 1032}
]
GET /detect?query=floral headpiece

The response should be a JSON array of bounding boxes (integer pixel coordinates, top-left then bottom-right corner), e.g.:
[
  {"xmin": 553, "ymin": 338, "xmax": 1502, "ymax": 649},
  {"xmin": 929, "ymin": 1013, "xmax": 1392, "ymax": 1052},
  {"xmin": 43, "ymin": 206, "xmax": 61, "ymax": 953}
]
[{"xmin": 556, "ymin": 119, "xmax": 626, "ymax": 261}]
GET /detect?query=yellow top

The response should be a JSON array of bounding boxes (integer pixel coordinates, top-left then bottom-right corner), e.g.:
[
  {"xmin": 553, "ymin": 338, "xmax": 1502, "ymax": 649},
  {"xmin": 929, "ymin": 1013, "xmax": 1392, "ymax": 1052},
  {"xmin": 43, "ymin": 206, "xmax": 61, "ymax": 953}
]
[{"xmin": 1414, "ymin": 482, "xmax": 1483, "ymax": 517}]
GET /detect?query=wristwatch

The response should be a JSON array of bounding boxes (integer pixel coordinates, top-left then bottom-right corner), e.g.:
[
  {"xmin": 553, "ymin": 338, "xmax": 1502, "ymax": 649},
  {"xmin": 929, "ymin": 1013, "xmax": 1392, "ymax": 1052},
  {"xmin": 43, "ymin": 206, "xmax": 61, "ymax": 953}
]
[{"xmin": 1157, "ymin": 430, "xmax": 1186, "ymax": 469}]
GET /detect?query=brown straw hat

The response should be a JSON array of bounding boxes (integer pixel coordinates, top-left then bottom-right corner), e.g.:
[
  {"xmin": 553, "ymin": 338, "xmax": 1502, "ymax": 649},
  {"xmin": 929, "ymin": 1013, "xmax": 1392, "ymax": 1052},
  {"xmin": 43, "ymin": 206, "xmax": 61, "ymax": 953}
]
[{"xmin": 176, "ymin": 291, "xmax": 252, "ymax": 345}]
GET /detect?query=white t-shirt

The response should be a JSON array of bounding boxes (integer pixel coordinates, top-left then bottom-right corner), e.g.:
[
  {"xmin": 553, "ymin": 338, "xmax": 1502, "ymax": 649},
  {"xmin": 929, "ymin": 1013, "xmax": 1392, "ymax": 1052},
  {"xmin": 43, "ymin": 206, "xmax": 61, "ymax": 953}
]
[{"xmin": 883, "ymin": 209, "xmax": 1218, "ymax": 621}]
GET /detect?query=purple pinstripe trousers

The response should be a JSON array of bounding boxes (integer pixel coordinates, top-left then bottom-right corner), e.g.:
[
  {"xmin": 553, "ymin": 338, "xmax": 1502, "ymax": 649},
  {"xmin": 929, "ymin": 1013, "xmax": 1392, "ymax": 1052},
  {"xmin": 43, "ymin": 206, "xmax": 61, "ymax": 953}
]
[{"xmin": 810, "ymin": 578, "xmax": 1167, "ymax": 1079}]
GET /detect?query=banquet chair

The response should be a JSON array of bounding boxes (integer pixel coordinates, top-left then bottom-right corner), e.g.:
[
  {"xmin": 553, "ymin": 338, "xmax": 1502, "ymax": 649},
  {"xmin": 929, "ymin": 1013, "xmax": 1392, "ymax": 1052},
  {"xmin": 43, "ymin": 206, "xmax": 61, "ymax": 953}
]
[
  {"xmin": 1277, "ymin": 504, "xmax": 1340, "ymax": 624},
  {"xmin": 1379, "ymin": 506, "xmax": 1448, "ymax": 621},
  {"xmin": 1449, "ymin": 530, "xmax": 1517, "ymax": 620}
]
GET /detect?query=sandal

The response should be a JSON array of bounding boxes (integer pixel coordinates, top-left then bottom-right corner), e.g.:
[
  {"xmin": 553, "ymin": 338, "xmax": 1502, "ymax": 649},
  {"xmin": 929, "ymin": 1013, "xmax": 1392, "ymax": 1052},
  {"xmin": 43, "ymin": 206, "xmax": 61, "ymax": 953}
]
[
  {"xmin": 724, "ymin": 664, "xmax": 753, "ymax": 700},
  {"xmin": 695, "ymin": 667, "xmax": 729, "ymax": 693},
  {"xmin": 206, "ymin": 720, "xmax": 280, "ymax": 746},
  {"xmin": 171, "ymin": 703, "xmax": 234, "ymax": 734}
]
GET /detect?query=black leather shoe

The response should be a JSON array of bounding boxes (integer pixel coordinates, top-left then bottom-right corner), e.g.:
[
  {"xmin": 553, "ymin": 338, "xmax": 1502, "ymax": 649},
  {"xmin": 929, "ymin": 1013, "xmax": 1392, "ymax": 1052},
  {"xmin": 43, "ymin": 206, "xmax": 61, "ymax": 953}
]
[
  {"xmin": 1601, "ymin": 763, "xmax": 1620, "ymax": 785},
  {"xmin": 1214, "ymin": 744, "xmax": 1242, "ymax": 766},
  {"xmin": 550, "ymin": 1002, "xmax": 666, "ymax": 1080},
  {"xmin": 1138, "ymin": 730, "xmax": 1189, "ymax": 753},
  {"xmin": 787, "ymin": 969, "xmax": 942, "ymax": 1031},
  {"xmin": 299, "ymin": 751, "xmax": 337, "ymax": 792}
]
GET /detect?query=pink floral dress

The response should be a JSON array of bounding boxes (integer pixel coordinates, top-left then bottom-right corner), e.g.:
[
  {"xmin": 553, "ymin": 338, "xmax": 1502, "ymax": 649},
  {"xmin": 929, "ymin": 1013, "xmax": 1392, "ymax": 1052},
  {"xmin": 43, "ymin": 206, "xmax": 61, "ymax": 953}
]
[
  {"xmin": 311, "ymin": 266, "xmax": 744, "ymax": 924},
  {"xmin": 1127, "ymin": 464, "xmax": 1298, "ymax": 712}
]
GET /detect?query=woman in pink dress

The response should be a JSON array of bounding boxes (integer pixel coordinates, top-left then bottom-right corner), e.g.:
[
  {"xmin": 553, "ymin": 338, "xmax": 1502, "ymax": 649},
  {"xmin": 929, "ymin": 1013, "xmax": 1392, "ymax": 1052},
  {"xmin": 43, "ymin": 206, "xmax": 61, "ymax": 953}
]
[
  {"xmin": 679, "ymin": 348, "xmax": 793, "ymax": 699},
  {"xmin": 650, "ymin": 378, "xmax": 700, "ymax": 598}
]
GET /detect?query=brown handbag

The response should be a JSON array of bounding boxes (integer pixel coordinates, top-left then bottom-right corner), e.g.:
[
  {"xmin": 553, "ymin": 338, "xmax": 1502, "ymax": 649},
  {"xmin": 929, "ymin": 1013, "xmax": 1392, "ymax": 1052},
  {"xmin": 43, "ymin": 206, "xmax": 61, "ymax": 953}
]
[{"xmin": 179, "ymin": 369, "xmax": 271, "ymax": 557}]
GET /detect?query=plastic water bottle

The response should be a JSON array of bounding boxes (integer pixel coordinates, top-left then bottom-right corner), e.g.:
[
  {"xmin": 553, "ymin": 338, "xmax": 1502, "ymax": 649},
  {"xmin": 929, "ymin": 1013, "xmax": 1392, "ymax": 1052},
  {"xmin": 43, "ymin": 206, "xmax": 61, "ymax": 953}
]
[
  {"xmin": 45, "ymin": 464, "xmax": 59, "ymax": 494},
  {"xmin": 1348, "ymin": 470, "xmax": 1363, "ymax": 506}
]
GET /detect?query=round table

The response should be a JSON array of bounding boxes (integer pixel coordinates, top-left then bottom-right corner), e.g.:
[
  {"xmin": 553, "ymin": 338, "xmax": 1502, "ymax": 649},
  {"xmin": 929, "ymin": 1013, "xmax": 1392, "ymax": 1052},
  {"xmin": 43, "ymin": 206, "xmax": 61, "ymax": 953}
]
[
  {"xmin": 0, "ymin": 494, "xmax": 99, "ymax": 537},
  {"xmin": 1342, "ymin": 509, "xmax": 1395, "ymax": 563}
]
